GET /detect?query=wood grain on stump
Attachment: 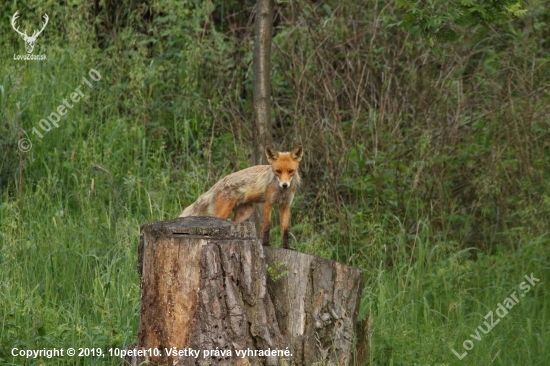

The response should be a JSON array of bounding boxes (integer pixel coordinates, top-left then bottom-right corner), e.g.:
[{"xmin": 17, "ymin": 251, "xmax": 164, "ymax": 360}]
[
  {"xmin": 264, "ymin": 248, "xmax": 364, "ymax": 365},
  {"xmin": 133, "ymin": 217, "xmax": 366, "ymax": 366}
]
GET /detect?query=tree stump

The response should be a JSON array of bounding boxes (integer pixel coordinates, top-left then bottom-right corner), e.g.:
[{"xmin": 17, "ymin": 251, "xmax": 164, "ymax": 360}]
[
  {"xmin": 131, "ymin": 217, "xmax": 366, "ymax": 366},
  {"xmin": 264, "ymin": 249, "xmax": 364, "ymax": 365}
]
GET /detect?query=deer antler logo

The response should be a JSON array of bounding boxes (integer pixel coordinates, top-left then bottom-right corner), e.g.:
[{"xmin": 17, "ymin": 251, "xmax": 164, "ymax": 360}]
[{"xmin": 11, "ymin": 11, "xmax": 49, "ymax": 54}]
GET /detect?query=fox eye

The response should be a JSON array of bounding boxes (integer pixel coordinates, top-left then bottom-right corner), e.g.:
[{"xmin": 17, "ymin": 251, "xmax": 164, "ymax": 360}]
[
  {"xmin": 288, "ymin": 170, "xmax": 294, "ymax": 174},
  {"xmin": 275, "ymin": 170, "xmax": 282, "ymax": 174}
]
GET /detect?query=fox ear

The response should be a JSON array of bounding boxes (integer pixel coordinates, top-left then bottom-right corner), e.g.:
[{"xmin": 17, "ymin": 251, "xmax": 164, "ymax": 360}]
[
  {"xmin": 291, "ymin": 145, "xmax": 303, "ymax": 162},
  {"xmin": 265, "ymin": 146, "xmax": 279, "ymax": 163}
]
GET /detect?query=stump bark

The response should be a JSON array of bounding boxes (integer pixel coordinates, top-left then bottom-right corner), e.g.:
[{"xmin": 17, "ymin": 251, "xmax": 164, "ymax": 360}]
[
  {"xmin": 132, "ymin": 217, "xmax": 366, "ymax": 366},
  {"xmin": 264, "ymin": 249, "xmax": 364, "ymax": 365}
]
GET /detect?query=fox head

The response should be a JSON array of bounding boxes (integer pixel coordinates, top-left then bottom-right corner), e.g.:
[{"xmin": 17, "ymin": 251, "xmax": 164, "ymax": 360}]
[{"xmin": 265, "ymin": 145, "xmax": 303, "ymax": 189}]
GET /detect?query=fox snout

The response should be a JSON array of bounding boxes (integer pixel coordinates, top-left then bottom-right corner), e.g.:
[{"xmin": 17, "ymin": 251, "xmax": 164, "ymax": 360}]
[{"xmin": 276, "ymin": 176, "xmax": 292, "ymax": 189}]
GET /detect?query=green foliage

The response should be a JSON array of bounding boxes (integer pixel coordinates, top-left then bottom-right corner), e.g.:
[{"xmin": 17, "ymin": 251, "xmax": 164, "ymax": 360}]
[
  {"xmin": 396, "ymin": 0, "xmax": 528, "ymax": 42},
  {"xmin": 266, "ymin": 262, "xmax": 288, "ymax": 282}
]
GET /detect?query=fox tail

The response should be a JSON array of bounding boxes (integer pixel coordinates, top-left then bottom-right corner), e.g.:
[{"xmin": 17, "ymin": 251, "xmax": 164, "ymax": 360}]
[{"xmin": 180, "ymin": 190, "xmax": 212, "ymax": 217}]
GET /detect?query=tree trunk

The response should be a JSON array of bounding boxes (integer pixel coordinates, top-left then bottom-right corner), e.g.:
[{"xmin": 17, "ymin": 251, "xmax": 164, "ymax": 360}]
[
  {"xmin": 129, "ymin": 217, "xmax": 366, "ymax": 366},
  {"xmin": 252, "ymin": 0, "xmax": 274, "ymax": 165},
  {"xmin": 252, "ymin": 0, "xmax": 274, "ymax": 233}
]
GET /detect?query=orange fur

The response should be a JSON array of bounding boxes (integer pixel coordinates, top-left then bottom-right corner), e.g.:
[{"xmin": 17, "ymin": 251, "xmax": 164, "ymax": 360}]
[{"xmin": 180, "ymin": 146, "xmax": 303, "ymax": 248}]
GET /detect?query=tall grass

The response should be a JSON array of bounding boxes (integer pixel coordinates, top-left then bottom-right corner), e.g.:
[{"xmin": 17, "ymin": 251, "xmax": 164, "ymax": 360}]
[{"xmin": 1, "ymin": 0, "xmax": 549, "ymax": 365}]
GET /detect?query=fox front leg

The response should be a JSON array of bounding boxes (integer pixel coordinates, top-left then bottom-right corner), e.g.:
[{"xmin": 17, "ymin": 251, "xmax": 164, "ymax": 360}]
[
  {"xmin": 279, "ymin": 204, "xmax": 291, "ymax": 249},
  {"xmin": 261, "ymin": 201, "xmax": 273, "ymax": 246}
]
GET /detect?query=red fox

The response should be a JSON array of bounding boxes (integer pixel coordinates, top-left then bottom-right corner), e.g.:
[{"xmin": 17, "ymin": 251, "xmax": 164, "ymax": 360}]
[{"xmin": 180, "ymin": 145, "xmax": 303, "ymax": 249}]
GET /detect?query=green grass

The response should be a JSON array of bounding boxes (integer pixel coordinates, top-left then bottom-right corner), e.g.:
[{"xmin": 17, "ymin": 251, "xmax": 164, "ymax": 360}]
[
  {"xmin": 363, "ymin": 232, "xmax": 549, "ymax": 365},
  {"xmin": 3, "ymin": 157, "xmax": 549, "ymax": 365},
  {"xmin": 1, "ymin": 47, "xmax": 196, "ymax": 365},
  {"xmin": 1, "ymin": 1, "xmax": 550, "ymax": 365}
]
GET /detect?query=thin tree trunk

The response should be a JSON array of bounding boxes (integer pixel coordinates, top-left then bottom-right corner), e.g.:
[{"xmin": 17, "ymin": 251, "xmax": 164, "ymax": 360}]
[
  {"xmin": 252, "ymin": 0, "xmax": 274, "ymax": 165},
  {"xmin": 252, "ymin": 0, "xmax": 275, "ymax": 232}
]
